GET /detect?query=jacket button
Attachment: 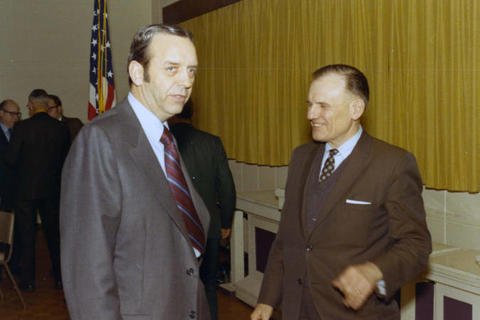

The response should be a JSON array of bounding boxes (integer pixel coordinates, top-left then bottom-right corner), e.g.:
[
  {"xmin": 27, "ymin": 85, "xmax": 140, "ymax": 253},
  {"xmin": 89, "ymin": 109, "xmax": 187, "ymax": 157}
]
[
  {"xmin": 186, "ymin": 268, "xmax": 194, "ymax": 276},
  {"xmin": 189, "ymin": 310, "xmax": 196, "ymax": 318},
  {"xmin": 306, "ymin": 245, "xmax": 312, "ymax": 252}
]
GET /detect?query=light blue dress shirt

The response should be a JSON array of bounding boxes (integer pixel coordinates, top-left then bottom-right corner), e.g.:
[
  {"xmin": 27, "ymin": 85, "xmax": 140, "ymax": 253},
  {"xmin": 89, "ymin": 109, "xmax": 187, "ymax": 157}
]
[
  {"xmin": 320, "ymin": 126, "xmax": 363, "ymax": 174},
  {"xmin": 128, "ymin": 93, "xmax": 168, "ymax": 175},
  {"xmin": 0, "ymin": 122, "xmax": 10, "ymax": 142}
]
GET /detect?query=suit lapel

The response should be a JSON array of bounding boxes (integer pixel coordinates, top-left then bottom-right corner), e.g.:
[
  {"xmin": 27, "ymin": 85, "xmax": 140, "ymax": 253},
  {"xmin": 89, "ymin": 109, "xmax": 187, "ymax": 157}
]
[
  {"xmin": 0, "ymin": 129, "xmax": 8, "ymax": 148},
  {"xmin": 308, "ymin": 132, "xmax": 373, "ymax": 236},
  {"xmin": 118, "ymin": 101, "xmax": 192, "ymax": 242}
]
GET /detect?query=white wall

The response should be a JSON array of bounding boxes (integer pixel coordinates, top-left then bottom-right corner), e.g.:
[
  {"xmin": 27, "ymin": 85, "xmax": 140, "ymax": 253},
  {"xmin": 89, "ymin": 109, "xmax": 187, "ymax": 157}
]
[{"xmin": 1, "ymin": 0, "xmax": 153, "ymax": 123}]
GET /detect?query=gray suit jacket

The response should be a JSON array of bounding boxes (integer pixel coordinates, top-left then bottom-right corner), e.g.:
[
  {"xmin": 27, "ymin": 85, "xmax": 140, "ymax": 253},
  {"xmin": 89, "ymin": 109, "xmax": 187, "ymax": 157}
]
[
  {"xmin": 60, "ymin": 99, "xmax": 210, "ymax": 320},
  {"xmin": 258, "ymin": 132, "xmax": 431, "ymax": 320}
]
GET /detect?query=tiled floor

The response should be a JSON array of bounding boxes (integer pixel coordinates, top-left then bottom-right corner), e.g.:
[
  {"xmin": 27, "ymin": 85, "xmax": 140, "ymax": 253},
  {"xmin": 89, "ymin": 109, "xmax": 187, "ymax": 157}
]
[{"xmin": 0, "ymin": 229, "xmax": 253, "ymax": 319}]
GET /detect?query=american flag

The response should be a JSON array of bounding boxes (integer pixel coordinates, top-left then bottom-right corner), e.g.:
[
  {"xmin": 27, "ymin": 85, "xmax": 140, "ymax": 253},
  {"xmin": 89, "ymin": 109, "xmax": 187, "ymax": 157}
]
[{"xmin": 88, "ymin": 0, "xmax": 116, "ymax": 120}]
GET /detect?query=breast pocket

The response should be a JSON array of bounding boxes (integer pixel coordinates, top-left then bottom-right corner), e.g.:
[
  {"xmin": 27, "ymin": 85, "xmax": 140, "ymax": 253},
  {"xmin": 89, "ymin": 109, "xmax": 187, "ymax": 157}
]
[{"xmin": 327, "ymin": 202, "xmax": 381, "ymax": 247}]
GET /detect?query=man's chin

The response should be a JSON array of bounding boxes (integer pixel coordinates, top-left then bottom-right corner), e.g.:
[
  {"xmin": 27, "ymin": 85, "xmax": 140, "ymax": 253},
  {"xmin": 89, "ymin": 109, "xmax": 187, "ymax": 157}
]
[
  {"xmin": 311, "ymin": 132, "xmax": 327, "ymax": 142},
  {"xmin": 167, "ymin": 104, "xmax": 185, "ymax": 116}
]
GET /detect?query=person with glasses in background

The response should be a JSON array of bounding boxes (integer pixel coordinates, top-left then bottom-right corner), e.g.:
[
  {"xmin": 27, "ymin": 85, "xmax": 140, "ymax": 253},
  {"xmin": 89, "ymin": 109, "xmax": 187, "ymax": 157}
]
[
  {"xmin": 47, "ymin": 94, "xmax": 84, "ymax": 142},
  {"xmin": 0, "ymin": 99, "xmax": 21, "ymax": 211}
]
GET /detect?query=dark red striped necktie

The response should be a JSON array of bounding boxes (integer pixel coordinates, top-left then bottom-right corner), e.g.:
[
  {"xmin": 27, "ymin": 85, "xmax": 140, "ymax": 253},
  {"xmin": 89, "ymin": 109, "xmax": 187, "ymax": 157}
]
[{"xmin": 160, "ymin": 126, "xmax": 206, "ymax": 254}]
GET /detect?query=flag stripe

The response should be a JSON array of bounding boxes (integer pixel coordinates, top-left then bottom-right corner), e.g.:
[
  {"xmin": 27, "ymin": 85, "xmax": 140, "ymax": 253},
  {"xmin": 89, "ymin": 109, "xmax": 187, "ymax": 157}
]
[{"xmin": 89, "ymin": 0, "xmax": 116, "ymax": 120}]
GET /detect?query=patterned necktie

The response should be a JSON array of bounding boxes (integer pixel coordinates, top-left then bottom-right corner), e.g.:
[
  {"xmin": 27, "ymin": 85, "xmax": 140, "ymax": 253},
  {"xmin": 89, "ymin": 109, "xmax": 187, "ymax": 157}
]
[
  {"xmin": 7, "ymin": 128, "xmax": 13, "ymax": 141},
  {"xmin": 160, "ymin": 126, "xmax": 206, "ymax": 254},
  {"xmin": 319, "ymin": 149, "xmax": 339, "ymax": 182}
]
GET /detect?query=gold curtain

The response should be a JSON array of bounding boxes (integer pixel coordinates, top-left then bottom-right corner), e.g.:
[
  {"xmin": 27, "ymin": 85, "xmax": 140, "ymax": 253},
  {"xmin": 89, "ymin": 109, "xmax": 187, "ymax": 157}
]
[{"xmin": 181, "ymin": 0, "xmax": 480, "ymax": 192}]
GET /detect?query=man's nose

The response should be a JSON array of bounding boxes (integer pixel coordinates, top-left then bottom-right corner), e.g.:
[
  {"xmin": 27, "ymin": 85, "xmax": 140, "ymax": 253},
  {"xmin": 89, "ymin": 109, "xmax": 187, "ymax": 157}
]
[
  {"xmin": 178, "ymin": 68, "xmax": 194, "ymax": 88},
  {"xmin": 307, "ymin": 105, "xmax": 319, "ymax": 120}
]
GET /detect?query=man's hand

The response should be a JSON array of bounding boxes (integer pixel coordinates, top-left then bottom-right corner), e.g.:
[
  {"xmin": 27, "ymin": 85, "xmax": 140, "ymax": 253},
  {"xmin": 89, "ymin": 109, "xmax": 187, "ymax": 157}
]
[
  {"xmin": 221, "ymin": 228, "xmax": 231, "ymax": 239},
  {"xmin": 251, "ymin": 303, "xmax": 273, "ymax": 320},
  {"xmin": 331, "ymin": 262, "xmax": 383, "ymax": 310}
]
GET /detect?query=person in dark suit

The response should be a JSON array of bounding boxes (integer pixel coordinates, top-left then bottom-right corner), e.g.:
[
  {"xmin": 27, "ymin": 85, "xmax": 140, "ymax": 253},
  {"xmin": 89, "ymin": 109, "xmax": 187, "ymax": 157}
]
[
  {"xmin": 0, "ymin": 99, "xmax": 21, "ymax": 211},
  {"xmin": 60, "ymin": 24, "xmax": 211, "ymax": 320},
  {"xmin": 5, "ymin": 89, "xmax": 70, "ymax": 291},
  {"xmin": 251, "ymin": 65, "xmax": 431, "ymax": 320},
  {"xmin": 47, "ymin": 94, "xmax": 84, "ymax": 141},
  {"xmin": 170, "ymin": 100, "xmax": 236, "ymax": 320},
  {"xmin": 0, "ymin": 99, "xmax": 21, "ymax": 278}
]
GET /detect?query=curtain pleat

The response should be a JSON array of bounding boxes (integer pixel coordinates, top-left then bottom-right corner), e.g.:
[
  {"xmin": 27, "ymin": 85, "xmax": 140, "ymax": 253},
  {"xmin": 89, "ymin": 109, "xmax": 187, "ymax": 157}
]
[{"xmin": 181, "ymin": 0, "xmax": 480, "ymax": 192}]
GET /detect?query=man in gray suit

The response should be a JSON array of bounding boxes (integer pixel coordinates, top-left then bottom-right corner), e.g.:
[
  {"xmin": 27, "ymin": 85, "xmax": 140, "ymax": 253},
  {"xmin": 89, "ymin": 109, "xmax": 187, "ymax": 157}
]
[{"xmin": 60, "ymin": 24, "xmax": 210, "ymax": 320}]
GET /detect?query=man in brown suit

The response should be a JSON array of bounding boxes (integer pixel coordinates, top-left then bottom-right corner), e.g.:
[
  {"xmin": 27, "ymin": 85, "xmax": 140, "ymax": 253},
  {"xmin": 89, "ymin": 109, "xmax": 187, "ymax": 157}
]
[
  {"xmin": 251, "ymin": 64, "xmax": 431, "ymax": 320},
  {"xmin": 47, "ymin": 94, "xmax": 84, "ymax": 141}
]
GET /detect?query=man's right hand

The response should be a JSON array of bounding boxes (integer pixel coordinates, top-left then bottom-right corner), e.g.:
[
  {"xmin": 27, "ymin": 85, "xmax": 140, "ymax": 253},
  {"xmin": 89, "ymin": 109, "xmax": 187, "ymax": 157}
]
[{"xmin": 250, "ymin": 303, "xmax": 273, "ymax": 320}]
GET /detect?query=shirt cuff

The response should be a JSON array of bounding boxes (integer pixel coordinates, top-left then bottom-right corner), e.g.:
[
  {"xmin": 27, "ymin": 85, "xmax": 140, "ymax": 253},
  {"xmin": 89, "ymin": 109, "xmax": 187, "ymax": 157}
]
[{"xmin": 376, "ymin": 280, "xmax": 386, "ymax": 296}]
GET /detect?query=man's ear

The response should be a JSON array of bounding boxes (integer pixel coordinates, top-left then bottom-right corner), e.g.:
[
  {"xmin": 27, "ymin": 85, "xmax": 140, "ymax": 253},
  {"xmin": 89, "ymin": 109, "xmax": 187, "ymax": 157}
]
[
  {"xmin": 128, "ymin": 61, "xmax": 145, "ymax": 86},
  {"xmin": 350, "ymin": 98, "xmax": 365, "ymax": 121}
]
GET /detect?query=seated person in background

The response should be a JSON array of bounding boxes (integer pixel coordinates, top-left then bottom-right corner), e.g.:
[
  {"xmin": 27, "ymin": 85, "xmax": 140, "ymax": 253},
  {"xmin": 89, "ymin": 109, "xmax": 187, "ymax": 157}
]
[
  {"xmin": 170, "ymin": 99, "xmax": 236, "ymax": 320},
  {"xmin": 47, "ymin": 94, "xmax": 84, "ymax": 141}
]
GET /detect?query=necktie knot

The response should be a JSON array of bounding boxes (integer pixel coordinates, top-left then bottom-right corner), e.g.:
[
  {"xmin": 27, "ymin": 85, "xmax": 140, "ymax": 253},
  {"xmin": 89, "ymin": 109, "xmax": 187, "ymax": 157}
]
[
  {"xmin": 160, "ymin": 126, "xmax": 174, "ymax": 147},
  {"xmin": 329, "ymin": 148, "xmax": 339, "ymax": 157}
]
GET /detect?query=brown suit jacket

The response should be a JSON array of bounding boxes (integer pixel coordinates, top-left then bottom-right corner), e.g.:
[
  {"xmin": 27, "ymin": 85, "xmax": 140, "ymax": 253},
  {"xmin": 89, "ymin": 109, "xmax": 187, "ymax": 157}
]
[
  {"xmin": 60, "ymin": 99, "xmax": 210, "ymax": 320},
  {"xmin": 61, "ymin": 115, "xmax": 84, "ymax": 141},
  {"xmin": 258, "ymin": 132, "xmax": 431, "ymax": 320}
]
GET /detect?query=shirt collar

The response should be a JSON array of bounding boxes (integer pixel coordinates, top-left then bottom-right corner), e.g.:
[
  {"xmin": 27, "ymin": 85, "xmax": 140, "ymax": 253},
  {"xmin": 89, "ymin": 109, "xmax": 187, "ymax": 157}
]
[
  {"xmin": 325, "ymin": 126, "xmax": 363, "ymax": 160},
  {"xmin": 128, "ymin": 92, "xmax": 169, "ymax": 140}
]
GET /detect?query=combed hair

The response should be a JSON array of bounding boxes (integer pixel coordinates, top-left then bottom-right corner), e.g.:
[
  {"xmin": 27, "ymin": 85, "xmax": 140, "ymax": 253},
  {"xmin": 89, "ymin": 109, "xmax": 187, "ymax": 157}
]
[
  {"xmin": 312, "ymin": 64, "xmax": 369, "ymax": 107},
  {"xmin": 28, "ymin": 89, "xmax": 49, "ymax": 107},
  {"xmin": 29, "ymin": 88, "xmax": 48, "ymax": 99}
]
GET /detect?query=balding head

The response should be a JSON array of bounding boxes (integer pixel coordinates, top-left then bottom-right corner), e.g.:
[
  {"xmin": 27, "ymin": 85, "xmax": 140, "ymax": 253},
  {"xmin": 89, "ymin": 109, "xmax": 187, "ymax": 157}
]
[{"xmin": 0, "ymin": 99, "xmax": 21, "ymax": 128}]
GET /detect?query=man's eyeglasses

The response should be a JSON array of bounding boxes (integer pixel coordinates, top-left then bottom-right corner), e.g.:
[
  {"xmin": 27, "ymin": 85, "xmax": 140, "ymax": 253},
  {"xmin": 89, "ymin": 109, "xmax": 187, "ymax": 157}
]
[
  {"xmin": 48, "ymin": 105, "xmax": 59, "ymax": 110},
  {"xmin": 3, "ymin": 110, "xmax": 22, "ymax": 117}
]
